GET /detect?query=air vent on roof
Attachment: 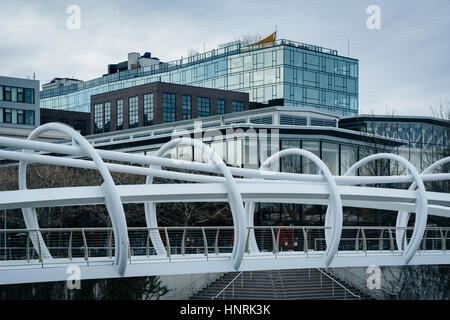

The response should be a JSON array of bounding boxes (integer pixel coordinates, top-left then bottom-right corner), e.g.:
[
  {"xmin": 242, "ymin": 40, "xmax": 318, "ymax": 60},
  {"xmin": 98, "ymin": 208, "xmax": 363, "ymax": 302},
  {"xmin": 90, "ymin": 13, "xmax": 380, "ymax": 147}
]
[{"xmin": 280, "ymin": 114, "xmax": 307, "ymax": 126}]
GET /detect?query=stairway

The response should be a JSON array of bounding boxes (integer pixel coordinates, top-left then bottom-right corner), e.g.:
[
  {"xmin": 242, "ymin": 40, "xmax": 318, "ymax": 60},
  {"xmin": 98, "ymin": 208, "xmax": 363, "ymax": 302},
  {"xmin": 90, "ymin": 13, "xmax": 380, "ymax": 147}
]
[{"xmin": 190, "ymin": 269, "xmax": 372, "ymax": 300}]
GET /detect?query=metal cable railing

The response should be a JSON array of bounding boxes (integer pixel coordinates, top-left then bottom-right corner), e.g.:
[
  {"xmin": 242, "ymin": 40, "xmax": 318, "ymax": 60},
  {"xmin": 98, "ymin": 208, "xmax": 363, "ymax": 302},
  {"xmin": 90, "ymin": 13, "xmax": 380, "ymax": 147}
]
[{"xmin": 0, "ymin": 226, "xmax": 448, "ymax": 266}]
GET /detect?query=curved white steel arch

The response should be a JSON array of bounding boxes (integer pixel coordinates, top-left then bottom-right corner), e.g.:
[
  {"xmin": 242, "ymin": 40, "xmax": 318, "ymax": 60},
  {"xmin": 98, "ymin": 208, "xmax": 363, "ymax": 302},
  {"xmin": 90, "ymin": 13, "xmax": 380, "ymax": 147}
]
[
  {"xmin": 0, "ymin": 123, "xmax": 447, "ymax": 283},
  {"xmin": 396, "ymin": 156, "xmax": 450, "ymax": 250},
  {"xmin": 249, "ymin": 148, "xmax": 343, "ymax": 266},
  {"xmin": 144, "ymin": 137, "xmax": 247, "ymax": 270},
  {"xmin": 344, "ymin": 153, "xmax": 428, "ymax": 264},
  {"xmin": 18, "ymin": 123, "xmax": 130, "ymax": 276}
]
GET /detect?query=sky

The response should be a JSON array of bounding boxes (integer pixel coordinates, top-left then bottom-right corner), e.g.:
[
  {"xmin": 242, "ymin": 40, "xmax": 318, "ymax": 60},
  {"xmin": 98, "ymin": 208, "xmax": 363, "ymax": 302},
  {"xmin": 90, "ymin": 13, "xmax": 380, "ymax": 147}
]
[{"xmin": 0, "ymin": 0, "xmax": 449, "ymax": 116}]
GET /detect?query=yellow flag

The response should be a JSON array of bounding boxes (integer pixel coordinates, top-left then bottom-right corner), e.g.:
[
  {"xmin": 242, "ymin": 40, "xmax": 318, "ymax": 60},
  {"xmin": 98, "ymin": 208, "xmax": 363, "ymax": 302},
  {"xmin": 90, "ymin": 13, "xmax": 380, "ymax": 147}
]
[{"xmin": 252, "ymin": 32, "xmax": 276, "ymax": 45}]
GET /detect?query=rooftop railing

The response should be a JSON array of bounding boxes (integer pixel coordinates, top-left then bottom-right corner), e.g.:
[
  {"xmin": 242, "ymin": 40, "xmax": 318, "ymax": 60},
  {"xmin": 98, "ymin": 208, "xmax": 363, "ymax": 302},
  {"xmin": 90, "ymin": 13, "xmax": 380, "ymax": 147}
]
[{"xmin": 40, "ymin": 39, "xmax": 341, "ymax": 100}]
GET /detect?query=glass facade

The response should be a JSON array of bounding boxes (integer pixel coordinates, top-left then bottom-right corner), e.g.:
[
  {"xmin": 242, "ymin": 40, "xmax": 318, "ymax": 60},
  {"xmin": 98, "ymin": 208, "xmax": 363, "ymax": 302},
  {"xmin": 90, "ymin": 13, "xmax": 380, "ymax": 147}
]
[
  {"xmin": 162, "ymin": 93, "xmax": 176, "ymax": 123},
  {"xmin": 116, "ymin": 99, "xmax": 123, "ymax": 130},
  {"xmin": 104, "ymin": 102, "xmax": 111, "ymax": 132},
  {"xmin": 144, "ymin": 93, "xmax": 154, "ymax": 126},
  {"xmin": 341, "ymin": 118, "xmax": 449, "ymax": 172},
  {"xmin": 129, "ymin": 96, "xmax": 139, "ymax": 128},
  {"xmin": 40, "ymin": 40, "xmax": 358, "ymax": 116},
  {"xmin": 182, "ymin": 95, "xmax": 192, "ymax": 120},
  {"xmin": 217, "ymin": 99, "xmax": 226, "ymax": 115},
  {"xmin": 94, "ymin": 103, "xmax": 102, "ymax": 134},
  {"xmin": 197, "ymin": 97, "xmax": 210, "ymax": 117},
  {"xmin": 232, "ymin": 101, "xmax": 244, "ymax": 113},
  {"xmin": 0, "ymin": 85, "xmax": 34, "ymax": 104},
  {"xmin": 0, "ymin": 107, "xmax": 34, "ymax": 125}
]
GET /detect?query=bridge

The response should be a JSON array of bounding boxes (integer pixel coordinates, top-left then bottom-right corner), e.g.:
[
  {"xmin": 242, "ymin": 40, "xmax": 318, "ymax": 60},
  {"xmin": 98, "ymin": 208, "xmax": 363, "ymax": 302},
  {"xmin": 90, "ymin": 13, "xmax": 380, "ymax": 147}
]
[{"xmin": 0, "ymin": 123, "xmax": 448, "ymax": 285}]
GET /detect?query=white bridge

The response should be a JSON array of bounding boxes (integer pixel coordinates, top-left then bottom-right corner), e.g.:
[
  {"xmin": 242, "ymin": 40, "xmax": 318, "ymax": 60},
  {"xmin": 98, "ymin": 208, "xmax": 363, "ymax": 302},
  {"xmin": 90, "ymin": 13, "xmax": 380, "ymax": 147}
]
[{"xmin": 0, "ymin": 123, "xmax": 448, "ymax": 285}]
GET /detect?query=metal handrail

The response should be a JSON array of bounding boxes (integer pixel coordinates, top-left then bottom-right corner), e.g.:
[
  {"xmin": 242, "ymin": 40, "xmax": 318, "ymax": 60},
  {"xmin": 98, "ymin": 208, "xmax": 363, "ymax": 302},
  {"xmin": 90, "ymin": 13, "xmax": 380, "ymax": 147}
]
[
  {"xmin": 338, "ymin": 267, "xmax": 398, "ymax": 299},
  {"xmin": 167, "ymin": 272, "xmax": 223, "ymax": 300},
  {"xmin": 316, "ymin": 268, "xmax": 361, "ymax": 300},
  {"xmin": 212, "ymin": 271, "xmax": 243, "ymax": 300}
]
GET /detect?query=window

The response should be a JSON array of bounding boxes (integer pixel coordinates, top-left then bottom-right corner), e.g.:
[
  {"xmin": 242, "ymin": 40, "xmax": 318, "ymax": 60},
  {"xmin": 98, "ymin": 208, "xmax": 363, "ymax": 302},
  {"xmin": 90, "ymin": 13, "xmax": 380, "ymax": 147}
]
[
  {"xmin": 116, "ymin": 99, "xmax": 123, "ymax": 130},
  {"xmin": 94, "ymin": 103, "xmax": 103, "ymax": 133},
  {"xmin": 217, "ymin": 99, "xmax": 226, "ymax": 115},
  {"xmin": 74, "ymin": 120, "xmax": 87, "ymax": 135},
  {"xmin": 17, "ymin": 88, "xmax": 24, "ymax": 102},
  {"xmin": 182, "ymin": 95, "xmax": 191, "ymax": 120},
  {"xmin": 129, "ymin": 96, "xmax": 139, "ymax": 128},
  {"xmin": 231, "ymin": 101, "xmax": 244, "ymax": 113},
  {"xmin": 25, "ymin": 110, "xmax": 34, "ymax": 125},
  {"xmin": 162, "ymin": 93, "xmax": 176, "ymax": 123},
  {"xmin": 24, "ymin": 88, "xmax": 34, "ymax": 104},
  {"xmin": 17, "ymin": 110, "xmax": 25, "ymax": 124},
  {"xmin": 144, "ymin": 94, "xmax": 154, "ymax": 125},
  {"xmin": 197, "ymin": 97, "xmax": 210, "ymax": 117},
  {"xmin": 4, "ymin": 87, "xmax": 11, "ymax": 101},
  {"xmin": 104, "ymin": 102, "xmax": 111, "ymax": 132}
]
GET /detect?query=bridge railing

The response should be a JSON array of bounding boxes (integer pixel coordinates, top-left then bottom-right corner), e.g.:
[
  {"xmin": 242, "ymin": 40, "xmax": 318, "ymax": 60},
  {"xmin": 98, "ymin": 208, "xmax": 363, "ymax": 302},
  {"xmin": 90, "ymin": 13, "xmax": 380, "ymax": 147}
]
[{"xmin": 0, "ymin": 226, "xmax": 448, "ymax": 264}]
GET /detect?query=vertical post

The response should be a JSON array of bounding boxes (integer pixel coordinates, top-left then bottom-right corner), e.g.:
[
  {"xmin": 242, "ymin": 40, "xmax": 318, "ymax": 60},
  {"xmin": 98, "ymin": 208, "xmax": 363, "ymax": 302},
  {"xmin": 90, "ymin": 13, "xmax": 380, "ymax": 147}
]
[
  {"xmin": 26, "ymin": 230, "xmax": 30, "ymax": 262},
  {"xmin": 181, "ymin": 229, "xmax": 186, "ymax": 256},
  {"xmin": 245, "ymin": 227, "xmax": 251, "ymax": 254},
  {"xmin": 146, "ymin": 229, "xmax": 150, "ymax": 257},
  {"xmin": 214, "ymin": 229, "xmax": 220, "ymax": 255},
  {"xmin": 68, "ymin": 230, "xmax": 73, "ymax": 261},
  {"xmin": 36, "ymin": 230, "xmax": 43, "ymax": 267},
  {"xmin": 202, "ymin": 227, "xmax": 208, "ymax": 259},
  {"xmin": 107, "ymin": 229, "xmax": 113, "ymax": 258},
  {"xmin": 379, "ymin": 229, "xmax": 384, "ymax": 252},
  {"xmin": 3, "ymin": 210, "xmax": 5, "ymax": 261},
  {"xmin": 164, "ymin": 228, "xmax": 171, "ymax": 262},
  {"xmin": 81, "ymin": 228, "xmax": 88, "ymax": 266}
]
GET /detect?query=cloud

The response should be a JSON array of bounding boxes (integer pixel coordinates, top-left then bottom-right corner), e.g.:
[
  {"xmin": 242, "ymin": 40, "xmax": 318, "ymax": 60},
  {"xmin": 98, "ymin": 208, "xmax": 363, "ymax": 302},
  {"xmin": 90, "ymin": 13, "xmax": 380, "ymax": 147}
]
[{"xmin": 0, "ymin": 0, "xmax": 449, "ymax": 116}]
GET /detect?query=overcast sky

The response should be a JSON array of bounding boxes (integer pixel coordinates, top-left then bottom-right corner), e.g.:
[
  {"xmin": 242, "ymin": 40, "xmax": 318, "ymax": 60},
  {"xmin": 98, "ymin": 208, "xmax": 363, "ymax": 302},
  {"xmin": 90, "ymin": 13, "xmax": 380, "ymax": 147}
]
[{"xmin": 0, "ymin": 0, "xmax": 449, "ymax": 116}]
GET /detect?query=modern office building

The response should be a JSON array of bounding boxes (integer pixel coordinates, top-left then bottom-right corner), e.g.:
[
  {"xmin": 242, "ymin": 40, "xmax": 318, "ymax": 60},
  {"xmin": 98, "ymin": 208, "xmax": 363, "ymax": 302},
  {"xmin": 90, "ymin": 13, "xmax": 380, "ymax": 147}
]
[
  {"xmin": 339, "ymin": 115, "xmax": 449, "ymax": 173},
  {"xmin": 40, "ymin": 37, "xmax": 359, "ymax": 116},
  {"xmin": 0, "ymin": 76, "xmax": 40, "ymax": 128},
  {"xmin": 90, "ymin": 82, "xmax": 249, "ymax": 134},
  {"xmin": 82, "ymin": 106, "xmax": 403, "ymax": 225},
  {"xmin": 41, "ymin": 77, "xmax": 84, "ymax": 91}
]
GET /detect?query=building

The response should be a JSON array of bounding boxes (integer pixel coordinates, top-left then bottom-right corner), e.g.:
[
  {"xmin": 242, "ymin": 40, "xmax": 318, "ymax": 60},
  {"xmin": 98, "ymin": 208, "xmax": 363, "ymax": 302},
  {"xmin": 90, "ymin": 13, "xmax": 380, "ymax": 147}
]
[
  {"xmin": 41, "ymin": 77, "xmax": 84, "ymax": 91},
  {"xmin": 0, "ymin": 75, "xmax": 40, "ymax": 134},
  {"xmin": 40, "ymin": 36, "xmax": 359, "ymax": 116},
  {"xmin": 339, "ymin": 115, "xmax": 449, "ymax": 172},
  {"xmin": 79, "ymin": 106, "xmax": 407, "ymax": 225},
  {"xmin": 90, "ymin": 82, "xmax": 249, "ymax": 134},
  {"xmin": 40, "ymin": 108, "xmax": 91, "ymax": 135}
]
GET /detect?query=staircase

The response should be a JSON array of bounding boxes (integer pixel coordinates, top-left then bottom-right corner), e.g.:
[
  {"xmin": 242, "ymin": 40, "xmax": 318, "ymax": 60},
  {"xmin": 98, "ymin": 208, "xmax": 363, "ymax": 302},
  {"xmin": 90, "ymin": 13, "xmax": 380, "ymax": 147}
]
[{"xmin": 190, "ymin": 269, "xmax": 373, "ymax": 300}]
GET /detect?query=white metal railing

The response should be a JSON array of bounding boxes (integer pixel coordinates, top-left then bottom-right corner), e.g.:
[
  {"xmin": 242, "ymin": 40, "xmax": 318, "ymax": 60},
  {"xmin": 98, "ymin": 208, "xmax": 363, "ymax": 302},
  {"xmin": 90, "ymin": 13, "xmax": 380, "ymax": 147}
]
[
  {"xmin": 316, "ymin": 268, "xmax": 361, "ymax": 300},
  {"xmin": 328, "ymin": 267, "xmax": 398, "ymax": 300},
  {"xmin": 212, "ymin": 271, "xmax": 246, "ymax": 300},
  {"xmin": 0, "ymin": 225, "xmax": 448, "ymax": 265},
  {"xmin": 164, "ymin": 272, "xmax": 224, "ymax": 300}
]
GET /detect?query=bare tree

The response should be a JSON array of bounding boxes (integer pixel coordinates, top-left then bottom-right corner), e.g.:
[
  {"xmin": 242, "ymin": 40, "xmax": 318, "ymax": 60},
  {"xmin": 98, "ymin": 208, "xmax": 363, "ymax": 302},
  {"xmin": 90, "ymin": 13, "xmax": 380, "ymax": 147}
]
[{"xmin": 240, "ymin": 33, "xmax": 263, "ymax": 45}]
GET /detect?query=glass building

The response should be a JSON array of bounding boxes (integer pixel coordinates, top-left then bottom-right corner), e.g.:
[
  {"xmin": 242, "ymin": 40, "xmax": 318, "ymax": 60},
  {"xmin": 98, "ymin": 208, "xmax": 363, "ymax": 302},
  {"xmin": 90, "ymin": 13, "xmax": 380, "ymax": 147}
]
[
  {"xmin": 40, "ymin": 39, "xmax": 359, "ymax": 116},
  {"xmin": 339, "ymin": 115, "xmax": 449, "ymax": 173}
]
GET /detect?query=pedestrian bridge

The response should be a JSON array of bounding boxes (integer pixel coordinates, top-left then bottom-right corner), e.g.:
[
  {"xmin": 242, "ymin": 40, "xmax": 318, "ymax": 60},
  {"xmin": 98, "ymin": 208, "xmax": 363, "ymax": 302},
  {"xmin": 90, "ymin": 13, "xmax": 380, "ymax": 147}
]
[{"xmin": 0, "ymin": 123, "xmax": 448, "ymax": 285}]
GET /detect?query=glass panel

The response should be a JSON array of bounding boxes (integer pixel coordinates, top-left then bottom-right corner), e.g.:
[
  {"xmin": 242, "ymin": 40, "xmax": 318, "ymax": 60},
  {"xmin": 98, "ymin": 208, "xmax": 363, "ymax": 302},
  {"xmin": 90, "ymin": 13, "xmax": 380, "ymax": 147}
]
[
  {"xmin": 302, "ymin": 140, "xmax": 320, "ymax": 174},
  {"xmin": 322, "ymin": 142, "xmax": 339, "ymax": 175},
  {"xmin": 340, "ymin": 144, "xmax": 358, "ymax": 175}
]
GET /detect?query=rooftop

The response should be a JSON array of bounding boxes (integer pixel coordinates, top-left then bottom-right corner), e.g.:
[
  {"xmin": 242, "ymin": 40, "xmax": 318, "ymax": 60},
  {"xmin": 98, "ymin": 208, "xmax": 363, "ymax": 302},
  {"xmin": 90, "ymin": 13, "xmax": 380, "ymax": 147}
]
[{"xmin": 40, "ymin": 39, "xmax": 357, "ymax": 100}]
